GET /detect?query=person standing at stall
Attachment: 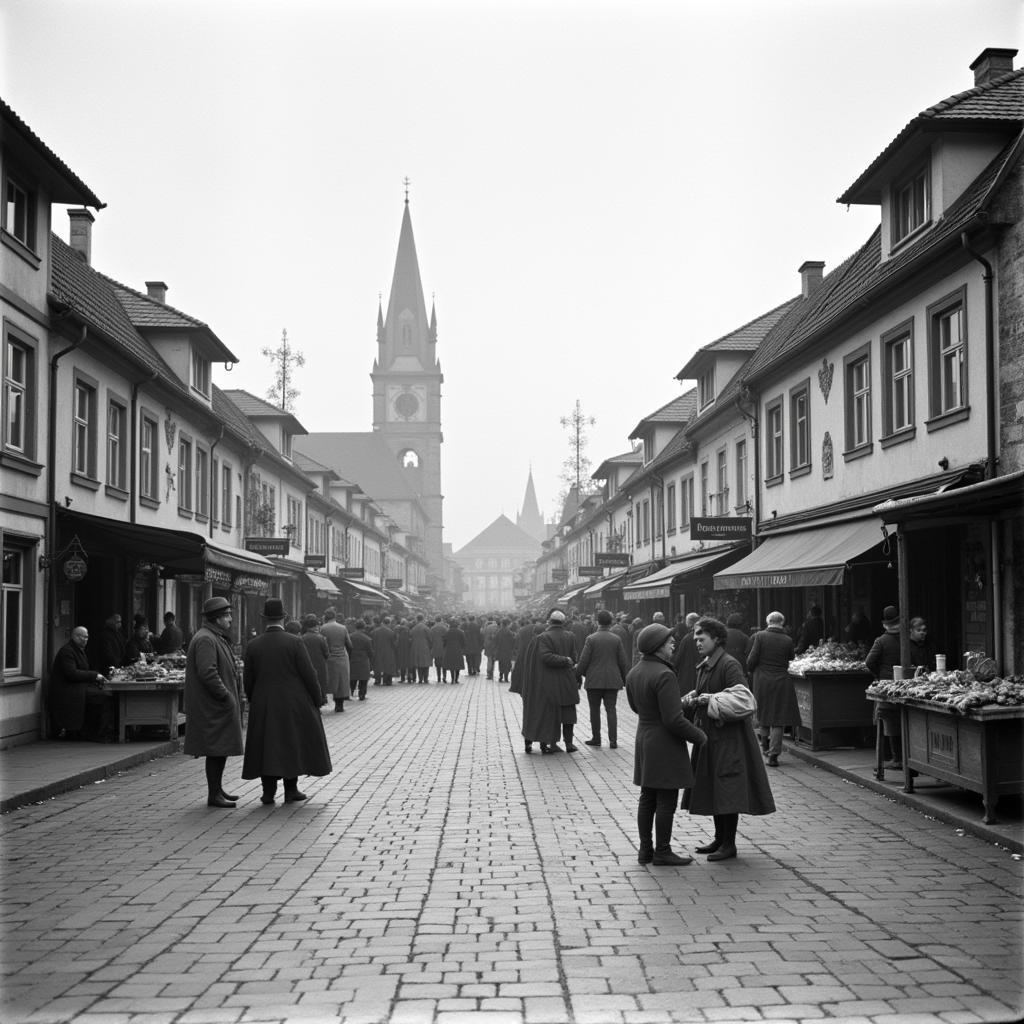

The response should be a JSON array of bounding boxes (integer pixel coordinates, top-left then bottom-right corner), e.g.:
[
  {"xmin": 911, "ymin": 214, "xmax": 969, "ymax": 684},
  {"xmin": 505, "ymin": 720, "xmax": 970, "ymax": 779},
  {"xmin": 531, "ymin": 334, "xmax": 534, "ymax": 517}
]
[
  {"xmin": 157, "ymin": 611, "xmax": 184, "ymax": 654},
  {"xmin": 682, "ymin": 616, "xmax": 776, "ymax": 861},
  {"xmin": 242, "ymin": 598, "xmax": 332, "ymax": 805},
  {"xmin": 795, "ymin": 605, "xmax": 825, "ymax": 655},
  {"xmin": 183, "ymin": 598, "xmax": 244, "ymax": 808},
  {"xmin": 626, "ymin": 623, "xmax": 707, "ymax": 865},
  {"xmin": 747, "ymin": 611, "xmax": 799, "ymax": 767}
]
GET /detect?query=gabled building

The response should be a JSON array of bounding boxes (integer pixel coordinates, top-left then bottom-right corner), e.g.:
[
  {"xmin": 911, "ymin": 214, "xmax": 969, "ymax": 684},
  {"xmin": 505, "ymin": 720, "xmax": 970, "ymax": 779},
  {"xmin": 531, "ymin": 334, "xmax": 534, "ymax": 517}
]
[{"xmin": 453, "ymin": 514, "xmax": 541, "ymax": 611}]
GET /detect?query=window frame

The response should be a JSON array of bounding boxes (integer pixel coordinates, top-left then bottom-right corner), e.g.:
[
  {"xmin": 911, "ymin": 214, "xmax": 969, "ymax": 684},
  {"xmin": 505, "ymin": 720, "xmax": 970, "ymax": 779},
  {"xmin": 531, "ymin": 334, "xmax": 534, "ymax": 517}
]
[
  {"xmin": 71, "ymin": 371, "xmax": 99, "ymax": 485},
  {"xmin": 698, "ymin": 366, "xmax": 715, "ymax": 410},
  {"xmin": 734, "ymin": 438, "xmax": 748, "ymax": 511},
  {"xmin": 105, "ymin": 393, "xmax": 129, "ymax": 496},
  {"xmin": 891, "ymin": 162, "xmax": 931, "ymax": 247},
  {"xmin": 699, "ymin": 461, "xmax": 709, "ymax": 515},
  {"xmin": 715, "ymin": 447, "xmax": 728, "ymax": 514},
  {"xmin": 926, "ymin": 286, "xmax": 969, "ymax": 431},
  {"xmin": 843, "ymin": 343, "xmax": 873, "ymax": 461},
  {"xmin": 666, "ymin": 483, "xmax": 677, "ymax": 533},
  {"xmin": 2, "ymin": 540, "xmax": 33, "ymax": 677},
  {"xmin": 177, "ymin": 433, "xmax": 194, "ymax": 514},
  {"xmin": 2, "ymin": 324, "xmax": 39, "ymax": 469},
  {"xmin": 789, "ymin": 379, "xmax": 811, "ymax": 477},
  {"xmin": 881, "ymin": 318, "xmax": 916, "ymax": 446},
  {"xmin": 194, "ymin": 444, "xmax": 210, "ymax": 520},
  {"xmin": 139, "ymin": 410, "xmax": 160, "ymax": 506},
  {"xmin": 2, "ymin": 171, "xmax": 37, "ymax": 253},
  {"xmin": 190, "ymin": 347, "xmax": 211, "ymax": 398},
  {"xmin": 764, "ymin": 396, "xmax": 784, "ymax": 484}
]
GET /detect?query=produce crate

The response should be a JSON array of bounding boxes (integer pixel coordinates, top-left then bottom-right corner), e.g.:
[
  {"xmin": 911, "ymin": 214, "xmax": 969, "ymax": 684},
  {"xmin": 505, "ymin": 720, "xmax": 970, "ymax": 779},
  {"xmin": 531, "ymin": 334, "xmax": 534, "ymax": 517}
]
[{"xmin": 790, "ymin": 670, "xmax": 874, "ymax": 750}]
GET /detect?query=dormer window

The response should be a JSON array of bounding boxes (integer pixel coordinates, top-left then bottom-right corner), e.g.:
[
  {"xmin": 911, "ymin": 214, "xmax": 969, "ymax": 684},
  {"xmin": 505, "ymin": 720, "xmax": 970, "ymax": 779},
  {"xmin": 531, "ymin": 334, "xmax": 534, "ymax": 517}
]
[
  {"xmin": 698, "ymin": 367, "xmax": 715, "ymax": 410},
  {"xmin": 3, "ymin": 173, "xmax": 35, "ymax": 250},
  {"xmin": 281, "ymin": 432, "xmax": 293, "ymax": 459},
  {"xmin": 892, "ymin": 164, "xmax": 930, "ymax": 245},
  {"xmin": 642, "ymin": 438, "xmax": 653, "ymax": 465},
  {"xmin": 190, "ymin": 348, "xmax": 210, "ymax": 397}
]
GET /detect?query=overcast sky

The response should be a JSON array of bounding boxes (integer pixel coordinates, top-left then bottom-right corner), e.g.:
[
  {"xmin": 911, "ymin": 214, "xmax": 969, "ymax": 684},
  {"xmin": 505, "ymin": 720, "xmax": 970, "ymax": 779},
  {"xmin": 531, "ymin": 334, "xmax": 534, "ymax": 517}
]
[{"xmin": 3, "ymin": 0, "xmax": 1020, "ymax": 550}]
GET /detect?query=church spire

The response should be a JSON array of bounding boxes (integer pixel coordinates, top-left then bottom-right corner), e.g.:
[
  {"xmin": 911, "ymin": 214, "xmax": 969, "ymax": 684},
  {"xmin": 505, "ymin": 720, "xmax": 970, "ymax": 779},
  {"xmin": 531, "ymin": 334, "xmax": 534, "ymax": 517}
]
[
  {"xmin": 380, "ymin": 198, "xmax": 432, "ymax": 370},
  {"xmin": 516, "ymin": 467, "xmax": 546, "ymax": 543}
]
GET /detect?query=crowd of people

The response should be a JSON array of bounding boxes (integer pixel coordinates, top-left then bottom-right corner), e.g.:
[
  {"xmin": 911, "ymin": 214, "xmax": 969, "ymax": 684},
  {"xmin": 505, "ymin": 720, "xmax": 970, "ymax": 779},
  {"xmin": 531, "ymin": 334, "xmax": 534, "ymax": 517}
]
[{"xmin": 48, "ymin": 596, "xmax": 929, "ymax": 857}]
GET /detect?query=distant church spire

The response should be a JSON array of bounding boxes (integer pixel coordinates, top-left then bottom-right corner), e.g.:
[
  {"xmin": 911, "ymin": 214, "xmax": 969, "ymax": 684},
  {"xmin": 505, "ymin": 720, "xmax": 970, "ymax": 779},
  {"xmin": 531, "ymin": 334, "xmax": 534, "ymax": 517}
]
[{"xmin": 516, "ymin": 467, "xmax": 546, "ymax": 542}]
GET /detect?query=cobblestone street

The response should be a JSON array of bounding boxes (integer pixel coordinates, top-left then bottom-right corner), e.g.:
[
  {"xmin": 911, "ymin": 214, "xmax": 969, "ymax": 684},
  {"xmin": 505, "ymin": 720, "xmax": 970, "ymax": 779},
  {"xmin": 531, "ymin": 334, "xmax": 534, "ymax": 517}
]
[{"xmin": 2, "ymin": 676, "xmax": 1021, "ymax": 1024}]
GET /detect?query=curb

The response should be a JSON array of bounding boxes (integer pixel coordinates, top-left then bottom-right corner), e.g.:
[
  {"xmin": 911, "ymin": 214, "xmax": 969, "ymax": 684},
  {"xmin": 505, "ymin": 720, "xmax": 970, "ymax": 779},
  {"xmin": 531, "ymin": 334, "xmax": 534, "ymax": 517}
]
[
  {"xmin": 785, "ymin": 742, "xmax": 1023, "ymax": 854},
  {"xmin": 0, "ymin": 742, "xmax": 179, "ymax": 815}
]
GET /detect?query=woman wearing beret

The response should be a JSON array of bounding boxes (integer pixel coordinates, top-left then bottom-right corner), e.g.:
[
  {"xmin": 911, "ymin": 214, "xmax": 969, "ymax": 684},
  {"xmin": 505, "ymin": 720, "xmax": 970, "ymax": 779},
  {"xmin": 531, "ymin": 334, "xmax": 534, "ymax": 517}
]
[
  {"xmin": 626, "ymin": 623, "xmax": 707, "ymax": 866},
  {"xmin": 183, "ymin": 597, "xmax": 244, "ymax": 808},
  {"xmin": 682, "ymin": 616, "xmax": 776, "ymax": 861}
]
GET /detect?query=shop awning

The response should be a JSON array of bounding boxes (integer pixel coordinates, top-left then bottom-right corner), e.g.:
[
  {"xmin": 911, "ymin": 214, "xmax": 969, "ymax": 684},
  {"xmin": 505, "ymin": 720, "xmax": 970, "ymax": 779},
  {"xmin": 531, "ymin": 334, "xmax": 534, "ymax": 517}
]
[
  {"xmin": 340, "ymin": 579, "xmax": 390, "ymax": 606},
  {"xmin": 713, "ymin": 518, "xmax": 884, "ymax": 590},
  {"xmin": 203, "ymin": 539, "xmax": 276, "ymax": 576},
  {"xmin": 305, "ymin": 572, "xmax": 340, "ymax": 597},
  {"xmin": 555, "ymin": 584, "xmax": 589, "ymax": 606},
  {"xmin": 623, "ymin": 548, "xmax": 743, "ymax": 601},
  {"xmin": 582, "ymin": 569, "xmax": 629, "ymax": 596},
  {"xmin": 873, "ymin": 469, "xmax": 1024, "ymax": 525}
]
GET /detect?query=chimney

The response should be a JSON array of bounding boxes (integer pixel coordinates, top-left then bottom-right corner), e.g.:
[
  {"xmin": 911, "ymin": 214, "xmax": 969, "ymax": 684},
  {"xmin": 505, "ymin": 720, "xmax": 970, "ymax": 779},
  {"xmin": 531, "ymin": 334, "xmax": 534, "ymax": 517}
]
[
  {"xmin": 970, "ymin": 47, "xmax": 1017, "ymax": 87},
  {"xmin": 798, "ymin": 260, "xmax": 825, "ymax": 299},
  {"xmin": 145, "ymin": 281, "xmax": 168, "ymax": 303},
  {"xmin": 67, "ymin": 208, "xmax": 94, "ymax": 264}
]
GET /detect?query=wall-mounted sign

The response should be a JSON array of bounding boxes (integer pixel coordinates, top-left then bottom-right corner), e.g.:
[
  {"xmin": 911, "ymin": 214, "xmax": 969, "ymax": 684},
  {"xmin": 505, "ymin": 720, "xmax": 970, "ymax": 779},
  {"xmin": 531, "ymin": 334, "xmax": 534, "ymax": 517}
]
[
  {"xmin": 577, "ymin": 566, "xmax": 604, "ymax": 576},
  {"xmin": 244, "ymin": 537, "xmax": 290, "ymax": 556},
  {"xmin": 234, "ymin": 574, "xmax": 270, "ymax": 595},
  {"xmin": 691, "ymin": 517, "xmax": 752, "ymax": 540},
  {"xmin": 385, "ymin": 578, "xmax": 404, "ymax": 589},
  {"xmin": 339, "ymin": 567, "xmax": 365, "ymax": 579},
  {"xmin": 417, "ymin": 586, "xmax": 434, "ymax": 596},
  {"xmin": 204, "ymin": 566, "xmax": 233, "ymax": 587},
  {"xmin": 304, "ymin": 554, "xmax": 326, "ymax": 569},
  {"xmin": 595, "ymin": 552, "xmax": 631, "ymax": 568},
  {"xmin": 63, "ymin": 555, "xmax": 87, "ymax": 582},
  {"xmin": 543, "ymin": 582, "xmax": 561, "ymax": 592},
  {"xmin": 551, "ymin": 568, "xmax": 568, "ymax": 581}
]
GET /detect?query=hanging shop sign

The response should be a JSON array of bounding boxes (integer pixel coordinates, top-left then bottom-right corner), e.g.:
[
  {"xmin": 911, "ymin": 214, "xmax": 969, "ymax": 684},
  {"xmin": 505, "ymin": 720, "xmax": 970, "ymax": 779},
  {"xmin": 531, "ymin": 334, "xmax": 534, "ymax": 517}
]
[
  {"xmin": 543, "ymin": 582, "xmax": 561, "ymax": 592},
  {"xmin": 691, "ymin": 516, "xmax": 752, "ymax": 540},
  {"xmin": 205, "ymin": 566, "xmax": 233, "ymax": 588},
  {"xmin": 551, "ymin": 568, "xmax": 568, "ymax": 581},
  {"xmin": 595, "ymin": 552, "xmax": 631, "ymax": 568},
  {"xmin": 577, "ymin": 566, "xmax": 604, "ymax": 576},
  {"xmin": 304, "ymin": 554, "xmax": 326, "ymax": 569},
  {"xmin": 63, "ymin": 555, "xmax": 87, "ymax": 582},
  {"xmin": 385, "ymin": 578, "xmax": 405, "ymax": 589},
  {"xmin": 244, "ymin": 537, "xmax": 291, "ymax": 556},
  {"xmin": 339, "ymin": 567, "xmax": 365, "ymax": 579},
  {"xmin": 234, "ymin": 574, "xmax": 270, "ymax": 595},
  {"xmin": 417, "ymin": 586, "xmax": 434, "ymax": 596}
]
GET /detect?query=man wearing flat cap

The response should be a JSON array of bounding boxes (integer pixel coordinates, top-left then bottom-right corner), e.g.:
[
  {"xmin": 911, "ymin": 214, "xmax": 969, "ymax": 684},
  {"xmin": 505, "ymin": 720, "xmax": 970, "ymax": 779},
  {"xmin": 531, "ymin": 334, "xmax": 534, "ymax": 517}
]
[
  {"xmin": 183, "ymin": 597, "xmax": 244, "ymax": 808},
  {"xmin": 519, "ymin": 609, "xmax": 580, "ymax": 754},
  {"xmin": 242, "ymin": 598, "xmax": 332, "ymax": 805}
]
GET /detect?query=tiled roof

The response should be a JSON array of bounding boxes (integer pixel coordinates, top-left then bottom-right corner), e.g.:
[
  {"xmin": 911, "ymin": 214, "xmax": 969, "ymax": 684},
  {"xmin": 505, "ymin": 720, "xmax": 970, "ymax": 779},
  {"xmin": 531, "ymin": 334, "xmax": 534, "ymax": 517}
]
[
  {"xmin": 293, "ymin": 451, "xmax": 338, "ymax": 478},
  {"xmin": 840, "ymin": 65, "xmax": 1024, "ymax": 204},
  {"xmin": 1, "ymin": 98, "xmax": 103, "ymax": 208},
  {"xmin": 629, "ymin": 388, "xmax": 698, "ymax": 437},
  {"xmin": 294, "ymin": 433, "xmax": 422, "ymax": 503},
  {"xmin": 454, "ymin": 514, "xmax": 541, "ymax": 556},
  {"xmin": 746, "ymin": 139, "xmax": 1018, "ymax": 387},
  {"xmin": 221, "ymin": 388, "xmax": 307, "ymax": 435}
]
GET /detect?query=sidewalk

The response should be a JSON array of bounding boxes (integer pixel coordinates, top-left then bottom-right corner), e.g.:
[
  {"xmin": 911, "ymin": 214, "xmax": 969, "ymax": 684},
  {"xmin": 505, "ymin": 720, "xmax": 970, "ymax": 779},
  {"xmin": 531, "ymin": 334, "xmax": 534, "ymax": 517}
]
[{"xmin": 3, "ymin": 732, "xmax": 1021, "ymax": 852}]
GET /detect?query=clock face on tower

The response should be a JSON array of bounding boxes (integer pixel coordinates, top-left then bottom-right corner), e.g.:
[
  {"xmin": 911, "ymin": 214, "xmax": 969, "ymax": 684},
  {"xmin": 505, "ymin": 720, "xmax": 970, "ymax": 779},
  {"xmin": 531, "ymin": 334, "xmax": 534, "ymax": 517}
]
[{"xmin": 387, "ymin": 385, "xmax": 427, "ymax": 422}]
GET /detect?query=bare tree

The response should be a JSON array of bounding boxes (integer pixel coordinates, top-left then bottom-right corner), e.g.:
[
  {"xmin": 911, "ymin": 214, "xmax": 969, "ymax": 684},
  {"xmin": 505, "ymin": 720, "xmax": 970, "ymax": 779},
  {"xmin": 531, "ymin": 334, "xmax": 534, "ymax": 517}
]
[
  {"xmin": 558, "ymin": 399, "xmax": 597, "ymax": 511},
  {"xmin": 262, "ymin": 328, "xmax": 305, "ymax": 412}
]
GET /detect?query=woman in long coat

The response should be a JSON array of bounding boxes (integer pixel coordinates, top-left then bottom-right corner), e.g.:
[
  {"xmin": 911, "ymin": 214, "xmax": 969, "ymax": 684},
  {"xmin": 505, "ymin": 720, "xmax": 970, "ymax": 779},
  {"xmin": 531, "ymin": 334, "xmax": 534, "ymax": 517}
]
[
  {"xmin": 348, "ymin": 620, "xmax": 374, "ymax": 701},
  {"xmin": 627, "ymin": 623, "xmax": 707, "ymax": 865},
  {"xmin": 242, "ymin": 602, "xmax": 331, "ymax": 804},
  {"xmin": 682, "ymin": 616, "xmax": 775, "ymax": 861},
  {"xmin": 746, "ymin": 611, "xmax": 799, "ymax": 766},
  {"xmin": 183, "ymin": 598, "xmax": 244, "ymax": 808},
  {"xmin": 443, "ymin": 619, "xmax": 467, "ymax": 684}
]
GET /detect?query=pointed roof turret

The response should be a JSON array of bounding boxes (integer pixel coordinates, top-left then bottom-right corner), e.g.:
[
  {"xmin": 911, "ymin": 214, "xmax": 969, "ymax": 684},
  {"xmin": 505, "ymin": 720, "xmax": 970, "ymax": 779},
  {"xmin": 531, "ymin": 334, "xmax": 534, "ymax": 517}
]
[
  {"xmin": 516, "ymin": 467, "xmax": 546, "ymax": 543},
  {"xmin": 380, "ymin": 201, "xmax": 431, "ymax": 364}
]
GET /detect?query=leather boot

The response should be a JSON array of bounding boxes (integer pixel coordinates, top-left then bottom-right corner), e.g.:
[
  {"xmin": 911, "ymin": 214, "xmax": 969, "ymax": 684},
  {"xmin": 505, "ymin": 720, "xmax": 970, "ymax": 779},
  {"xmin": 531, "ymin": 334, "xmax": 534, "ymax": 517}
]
[
  {"xmin": 637, "ymin": 841, "xmax": 654, "ymax": 864},
  {"xmin": 695, "ymin": 837, "xmax": 722, "ymax": 854},
  {"xmin": 707, "ymin": 842, "xmax": 737, "ymax": 861},
  {"xmin": 653, "ymin": 847, "xmax": 693, "ymax": 865}
]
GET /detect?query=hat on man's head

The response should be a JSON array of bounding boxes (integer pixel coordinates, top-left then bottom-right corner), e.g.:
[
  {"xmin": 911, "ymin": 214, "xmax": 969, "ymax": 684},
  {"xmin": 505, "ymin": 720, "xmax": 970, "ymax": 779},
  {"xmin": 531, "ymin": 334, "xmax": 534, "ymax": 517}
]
[
  {"xmin": 261, "ymin": 597, "xmax": 286, "ymax": 619},
  {"xmin": 882, "ymin": 605, "xmax": 900, "ymax": 627},
  {"xmin": 301, "ymin": 613, "xmax": 318, "ymax": 629},
  {"xmin": 637, "ymin": 623, "xmax": 672, "ymax": 655},
  {"xmin": 202, "ymin": 597, "xmax": 231, "ymax": 618},
  {"xmin": 548, "ymin": 609, "xmax": 566, "ymax": 624}
]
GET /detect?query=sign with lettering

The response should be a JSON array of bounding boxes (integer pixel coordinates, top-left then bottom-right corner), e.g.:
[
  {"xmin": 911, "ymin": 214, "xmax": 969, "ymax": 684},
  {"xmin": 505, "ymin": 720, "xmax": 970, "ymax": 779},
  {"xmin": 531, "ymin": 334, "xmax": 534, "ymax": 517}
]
[
  {"xmin": 385, "ymin": 578, "xmax": 404, "ymax": 589},
  {"xmin": 304, "ymin": 554, "xmax": 326, "ymax": 569},
  {"xmin": 543, "ymin": 582, "xmax": 561, "ymax": 592},
  {"xmin": 63, "ymin": 555, "xmax": 87, "ymax": 582},
  {"xmin": 595, "ymin": 552, "xmax": 631, "ymax": 568},
  {"xmin": 233, "ymin": 574, "xmax": 270, "ymax": 595},
  {"xmin": 417, "ymin": 586, "xmax": 434, "ymax": 596},
  {"xmin": 551, "ymin": 568, "xmax": 568, "ymax": 581},
  {"xmin": 339, "ymin": 567, "xmax": 365, "ymax": 579},
  {"xmin": 577, "ymin": 566, "xmax": 604, "ymax": 576},
  {"xmin": 244, "ymin": 537, "xmax": 290, "ymax": 556},
  {"xmin": 691, "ymin": 517, "xmax": 752, "ymax": 540},
  {"xmin": 204, "ymin": 566, "xmax": 233, "ymax": 587}
]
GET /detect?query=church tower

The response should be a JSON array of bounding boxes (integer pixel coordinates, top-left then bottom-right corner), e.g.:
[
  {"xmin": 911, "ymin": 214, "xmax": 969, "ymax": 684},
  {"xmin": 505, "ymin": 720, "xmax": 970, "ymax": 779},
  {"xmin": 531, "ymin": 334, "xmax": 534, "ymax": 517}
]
[
  {"xmin": 371, "ymin": 195, "xmax": 444, "ymax": 583},
  {"xmin": 516, "ymin": 467, "xmax": 547, "ymax": 543}
]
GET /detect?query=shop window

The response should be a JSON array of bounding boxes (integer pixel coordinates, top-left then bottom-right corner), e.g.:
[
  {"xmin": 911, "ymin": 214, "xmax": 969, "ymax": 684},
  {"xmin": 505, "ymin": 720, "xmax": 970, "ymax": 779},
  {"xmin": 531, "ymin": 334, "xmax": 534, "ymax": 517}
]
[
  {"xmin": 2, "ymin": 544, "xmax": 25, "ymax": 673},
  {"xmin": 765, "ymin": 398, "xmax": 783, "ymax": 482},
  {"xmin": 106, "ymin": 398, "xmax": 127, "ymax": 492},
  {"xmin": 72, "ymin": 374, "xmax": 98, "ymax": 480},
  {"xmin": 178, "ymin": 436, "xmax": 193, "ymax": 512},
  {"xmin": 3, "ymin": 329, "xmax": 37, "ymax": 463},
  {"xmin": 140, "ymin": 414, "xmax": 159, "ymax": 501},
  {"xmin": 789, "ymin": 380, "xmax": 811, "ymax": 475},
  {"xmin": 882, "ymin": 321, "xmax": 915, "ymax": 442},
  {"xmin": 3, "ymin": 172, "xmax": 36, "ymax": 250},
  {"xmin": 843, "ymin": 344, "xmax": 873, "ymax": 459},
  {"xmin": 927, "ymin": 289, "xmax": 968, "ymax": 428}
]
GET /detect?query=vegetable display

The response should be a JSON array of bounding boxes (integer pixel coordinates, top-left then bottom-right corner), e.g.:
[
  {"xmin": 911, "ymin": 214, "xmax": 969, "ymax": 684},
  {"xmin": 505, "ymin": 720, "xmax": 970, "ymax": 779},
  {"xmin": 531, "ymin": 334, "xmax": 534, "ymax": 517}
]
[
  {"xmin": 866, "ymin": 652, "xmax": 1024, "ymax": 712},
  {"xmin": 789, "ymin": 640, "xmax": 868, "ymax": 676}
]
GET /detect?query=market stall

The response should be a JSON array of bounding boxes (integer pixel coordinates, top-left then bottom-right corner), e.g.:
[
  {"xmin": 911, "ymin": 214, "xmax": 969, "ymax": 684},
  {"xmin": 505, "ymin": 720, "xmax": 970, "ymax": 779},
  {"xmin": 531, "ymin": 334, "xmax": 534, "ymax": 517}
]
[
  {"xmin": 107, "ymin": 654, "xmax": 186, "ymax": 744},
  {"xmin": 867, "ymin": 661, "xmax": 1024, "ymax": 823},
  {"xmin": 788, "ymin": 641, "xmax": 873, "ymax": 750}
]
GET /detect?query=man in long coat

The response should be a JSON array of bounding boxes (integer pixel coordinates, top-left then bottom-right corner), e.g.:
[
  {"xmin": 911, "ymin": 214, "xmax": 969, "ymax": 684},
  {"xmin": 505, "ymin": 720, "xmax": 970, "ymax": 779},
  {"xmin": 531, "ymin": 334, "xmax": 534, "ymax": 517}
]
[
  {"xmin": 442, "ymin": 618, "xmax": 467, "ymax": 684},
  {"xmin": 184, "ymin": 597, "xmax": 244, "ymax": 808},
  {"xmin": 746, "ymin": 611, "xmax": 799, "ymax": 767},
  {"xmin": 463, "ymin": 614, "xmax": 484, "ymax": 676},
  {"xmin": 429, "ymin": 617, "xmax": 448, "ymax": 683},
  {"xmin": 518, "ymin": 610, "xmax": 579, "ymax": 754},
  {"xmin": 509, "ymin": 616, "xmax": 536, "ymax": 695},
  {"xmin": 242, "ymin": 598, "xmax": 331, "ymax": 805},
  {"xmin": 395, "ymin": 617, "xmax": 412, "ymax": 682},
  {"xmin": 494, "ymin": 619, "xmax": 516, "ymax": 683},
  {"xmin": 320, "ymin": 607, "xmax": 353, "ymax": 711},
  {"xmin": 409, "ymin": 613, "xmax": 432, "ymax": 684},
  {"xmin": 681, "ymin": 616, "xmax": 775, "ymax": 861},
  {"xmin": 483, "ymin": 617, "xmax": 499, "ymax": 679},
  {"xmin": 575, "ymin": 608, "xmax": 630, "ymax": 748},
  {"xmin": 299, "ymin": 614, "xmax": 330, "ymax": 705},
  {"xmin": 372, "ymin": 616, "xmax": 398, "ymax": 686},
  {"xmin": 48, "ymin": 626, "xmax": 112, "ymax": 740}
]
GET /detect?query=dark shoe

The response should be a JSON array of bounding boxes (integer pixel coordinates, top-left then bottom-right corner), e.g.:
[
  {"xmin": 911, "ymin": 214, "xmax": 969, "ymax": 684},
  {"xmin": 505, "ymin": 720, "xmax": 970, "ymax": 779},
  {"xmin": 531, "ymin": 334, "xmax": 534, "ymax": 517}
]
[
  {"xmin": 284, "ymin": 790, "xmax": 308, "ymax": 803},
  {"xmin": 609, "ymin": 741, "xmax": 617, "ymax": 749},
  {"xmin": 207, "ymin": 794, "xmax": 236, "ymax": 809},
  {"xmin": 707, "ymin": 843, "xmax": 737, "ymax": 862},
  {"xmin": 767, "ymin": 755, "xmax": 779, "ymax": 767},
  {"xmin": 565, "ymin": 744, "xmax": 578, "ymax": 753},
  {"xmin": 525, "ymin": 743, "xmax": 533, "ymax": 753},
  {"xmin": 695, "ymin": 838, "xmax": 722, "ymax": 854},
  {"xmin": 260, "ymin": 794, "xmax": 276, "ymax": 805},
  {"xmin": 220, "ymin": 790, "xmax": 240, "ymax": 802},
  {"xmin": 540, "ymin": 745, "xmax": 554, "ymax": 755},
  {"xmin": 358, "ymin": 695, "xmax": 366, "ymax": 701},
  {"xmin": 652, "ymin": 849, "xmax": 693, "ymax": 866},
  {"xmin": 547, "ymin": 744, "xmax": 563, "ymax": 753},
  {"xmin": 584, "ymin": 738, "xmax": 601, "ymax": 746},
  {"xmin": 760, "ymin": 735, "xmax": 770, "ymax": 752},
  {"xmin": 638, "ymin": 844, "xmax": 654, "ymax": 864}
]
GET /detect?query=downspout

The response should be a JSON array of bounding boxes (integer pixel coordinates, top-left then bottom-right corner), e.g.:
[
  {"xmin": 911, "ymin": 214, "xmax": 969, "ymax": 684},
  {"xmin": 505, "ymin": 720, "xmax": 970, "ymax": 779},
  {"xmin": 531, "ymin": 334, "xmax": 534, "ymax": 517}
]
[
  {"xmin": 130, "ymin": 370, "xmax": 158, "ymax": 526},
  {"xmin": 736, "ymin": 384, "xmax": 763, "ymax": 627},
  {"xmin": 650, "ymin": 474, "xmax": 665, "ymax": 562},
  {"xmin": 44, "ymin": 322, "xmax": 87, "ymax": 737},
  {"xmin": 961, "ymin": 231, "xmax": 1002, "ymax": 667},
  {"xmin": 208, "ymin": 424, "xmax": 224, "ymax": 539}
]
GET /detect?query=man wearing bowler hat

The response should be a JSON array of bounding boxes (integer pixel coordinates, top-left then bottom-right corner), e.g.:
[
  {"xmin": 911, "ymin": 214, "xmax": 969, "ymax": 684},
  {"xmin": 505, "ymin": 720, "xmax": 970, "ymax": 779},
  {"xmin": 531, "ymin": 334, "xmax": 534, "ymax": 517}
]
[
  {"xmin": 242, "ymin": 598, "xmax": 332, "ymax": 804},
  {"xmin": 183, "ymin": 597, "xmax": 243, "ymax": 808}
]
